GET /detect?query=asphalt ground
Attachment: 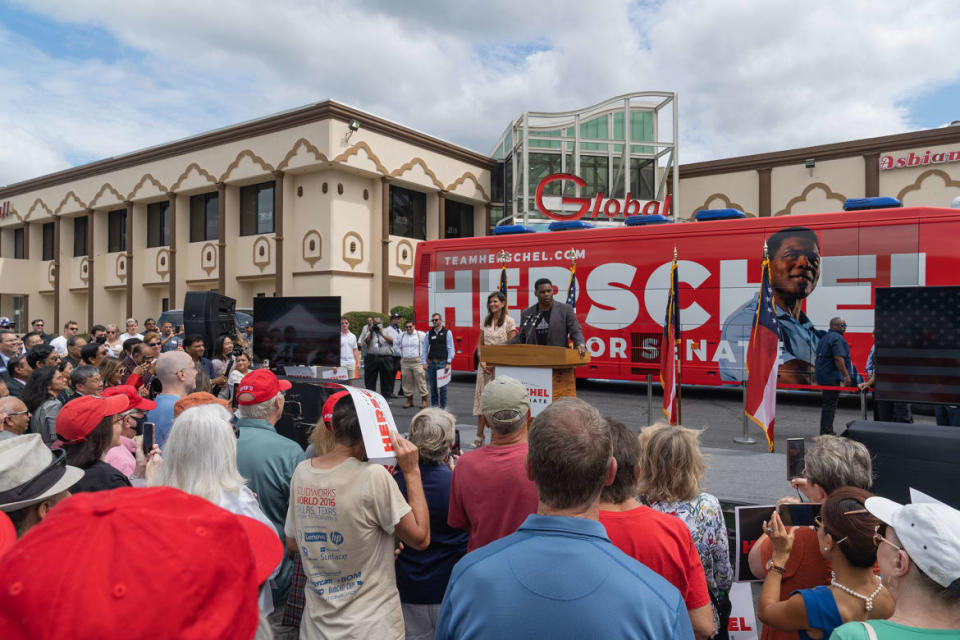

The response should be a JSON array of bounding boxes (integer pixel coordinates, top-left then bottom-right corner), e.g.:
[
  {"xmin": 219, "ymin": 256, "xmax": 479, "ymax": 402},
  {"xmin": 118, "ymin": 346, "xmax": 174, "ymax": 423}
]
[{"xmin": 379, "ymin": 373, "xmax": 936, "ymax": 506}]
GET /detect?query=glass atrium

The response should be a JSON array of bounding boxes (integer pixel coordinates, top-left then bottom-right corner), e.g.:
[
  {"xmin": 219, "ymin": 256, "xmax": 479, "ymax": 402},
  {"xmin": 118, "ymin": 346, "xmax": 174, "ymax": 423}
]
[{"xmin": 488, "ymin": 92, "xmax": 678, "ymax": 228}]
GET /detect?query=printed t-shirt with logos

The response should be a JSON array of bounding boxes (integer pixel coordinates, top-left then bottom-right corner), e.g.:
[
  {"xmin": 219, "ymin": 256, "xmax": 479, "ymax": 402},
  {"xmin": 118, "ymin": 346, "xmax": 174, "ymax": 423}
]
[
  {"xmin": 600, "ymin": 505, "xmax": 711, "ymax": 611},
  {"xmin": 284, "ymin": 457, "xmax": 411, "ymax": 640},
  {"xmin": 447, "ymin": 442, "xmax": 539, "ymax": 552}
]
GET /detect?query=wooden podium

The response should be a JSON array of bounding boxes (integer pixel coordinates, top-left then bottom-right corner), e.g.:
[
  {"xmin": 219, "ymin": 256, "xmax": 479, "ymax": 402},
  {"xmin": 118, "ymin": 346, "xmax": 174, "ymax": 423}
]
[{"xmin": 481, "ymin": 344, "xmax": 591, "ymax": 401}]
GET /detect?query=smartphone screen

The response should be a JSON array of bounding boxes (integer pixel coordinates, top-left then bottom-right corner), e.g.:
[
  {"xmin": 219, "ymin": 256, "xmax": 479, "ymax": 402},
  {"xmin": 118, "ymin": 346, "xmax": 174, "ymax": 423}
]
[
  {"xmin": 786, "ymin": 438, "xmax": 806, "ymax": 481},
  {"xmin": 453, "ymin": 428, "xmax": 462, "ymax": 456},
  {"xmin": 779, "ymin": 502, "xmax": 820, "ymax": 527},
  {"xmin": 142, "ymin": 422, "xmax": 155, "ymax": 455}
]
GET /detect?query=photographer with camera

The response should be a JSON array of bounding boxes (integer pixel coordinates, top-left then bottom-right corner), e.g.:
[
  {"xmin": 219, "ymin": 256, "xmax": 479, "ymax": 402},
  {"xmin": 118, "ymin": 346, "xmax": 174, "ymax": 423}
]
[{"xmin": 364, "ymin": 316, "xmax": 397, "ymax": 399}]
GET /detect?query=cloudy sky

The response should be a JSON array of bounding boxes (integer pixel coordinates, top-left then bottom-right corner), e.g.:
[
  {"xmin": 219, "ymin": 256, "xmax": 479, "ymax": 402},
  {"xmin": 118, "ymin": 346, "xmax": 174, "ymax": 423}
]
[{"xmin": 1, "ymin": 0, "xmax": 958, "ymax": 186}]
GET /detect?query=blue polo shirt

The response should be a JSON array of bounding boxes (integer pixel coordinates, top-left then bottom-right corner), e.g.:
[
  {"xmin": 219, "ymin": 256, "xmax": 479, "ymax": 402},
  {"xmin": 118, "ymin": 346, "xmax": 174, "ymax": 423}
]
[
  {"xmin": 720, "ymin": 291, "xmax": 822, "ymax": 382},
  {"xmin": 435, "ymin": 514, "xmax": 694, "ymax": 640},
  {"xmin": 815, "ymin": 329, "xmax": 851, "ymax": 385}
]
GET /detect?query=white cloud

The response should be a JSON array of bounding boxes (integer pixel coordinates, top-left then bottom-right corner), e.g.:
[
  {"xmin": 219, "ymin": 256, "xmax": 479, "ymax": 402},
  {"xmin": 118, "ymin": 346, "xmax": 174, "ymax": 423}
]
[{"xmin": 1, "ymin": 0, "xmax": 959, "ymax": 186}]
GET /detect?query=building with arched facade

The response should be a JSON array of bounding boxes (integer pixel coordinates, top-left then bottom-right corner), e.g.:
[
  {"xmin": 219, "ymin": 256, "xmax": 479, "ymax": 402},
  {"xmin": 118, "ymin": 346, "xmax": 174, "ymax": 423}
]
[{"xmin": 1, "ymin": 94, "xmax": 958, "ymax": 331}]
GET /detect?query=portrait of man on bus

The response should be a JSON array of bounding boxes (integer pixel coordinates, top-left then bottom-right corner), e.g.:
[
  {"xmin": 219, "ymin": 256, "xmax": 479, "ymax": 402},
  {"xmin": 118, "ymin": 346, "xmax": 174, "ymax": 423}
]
[{"xmin": 719, "ymin": 226, "xmax": 823, "ymax": 385}]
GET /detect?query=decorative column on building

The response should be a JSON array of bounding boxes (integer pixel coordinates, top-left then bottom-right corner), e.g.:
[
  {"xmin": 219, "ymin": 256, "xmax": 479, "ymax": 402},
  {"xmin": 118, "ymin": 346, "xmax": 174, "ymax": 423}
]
[
  {"xmin": 380, "ymin": 176, "xmax": 391, "ymax": 314},
  {"xmin": 863, "ymin": 153, "xmax": 880, "ymax": 198},
  {"xmin": 53, "ymin": 216, "xmax": 61, "ymax": 330},
  {"xmin": 484, "ymin": 203, "xmax": 492, "ymax": 236},
  {"xmin": 758, "ymin": 168, "xmax": 772, "ymax": 217},
  {"xmin": 167, "ymin": 192, "xmax": 177, "ymax": 308},
  {"xmin": 125, "ymin": 201, "xmax": 134, "ymax": 319},
  {"xmin": 217, "ymin": 182, "xmax": 226, "ymax": 294},
  {"xmin": 438, "ymin": 190, "xmax": 447, "ymax": 239},
  {"xmin": 273, "ymin": 170, "xmax": 285, "ymax": 296},
  {"xmin": 86, "ymin": 208, "xmax": 95, "ymax": 330}
]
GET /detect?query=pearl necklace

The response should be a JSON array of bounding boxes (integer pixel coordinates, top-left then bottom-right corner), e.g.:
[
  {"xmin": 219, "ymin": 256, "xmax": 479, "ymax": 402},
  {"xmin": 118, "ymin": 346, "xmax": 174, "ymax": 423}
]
[{"xmin": 830, "ymin": 571, "xmax": 884, "ymax": 612}]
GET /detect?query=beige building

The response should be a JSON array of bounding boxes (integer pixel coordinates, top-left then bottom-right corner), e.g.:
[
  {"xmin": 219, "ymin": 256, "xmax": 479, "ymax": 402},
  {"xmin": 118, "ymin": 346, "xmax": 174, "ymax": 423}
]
[
  {"xmin": 679, "ymin": 125, "xmax": 960, "ymax": 219},
  {"xmin": 0, "ymin": 101, "xmax": 494, "ymax": 330},
  {"xmin": 2, "ymin": 95, "xmax": 959, "ymax": 332}
]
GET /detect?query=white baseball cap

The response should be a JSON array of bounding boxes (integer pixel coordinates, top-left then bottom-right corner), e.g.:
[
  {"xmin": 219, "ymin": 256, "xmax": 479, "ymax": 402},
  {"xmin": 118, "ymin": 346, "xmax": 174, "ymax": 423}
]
[{"xmin": 865, "ymin": 495, "xmax": 960, "ymax": 588}]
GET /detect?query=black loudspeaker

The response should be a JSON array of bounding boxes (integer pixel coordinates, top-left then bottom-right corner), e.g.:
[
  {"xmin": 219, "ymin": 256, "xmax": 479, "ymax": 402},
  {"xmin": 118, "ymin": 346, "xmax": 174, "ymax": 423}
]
[
  {"xmin": 183, "ymin": 291, "xmax": 237, "ymax": 354},
  {"xmin": 844, "ymin": 420, "xmax": 960, "ymax": 507}
]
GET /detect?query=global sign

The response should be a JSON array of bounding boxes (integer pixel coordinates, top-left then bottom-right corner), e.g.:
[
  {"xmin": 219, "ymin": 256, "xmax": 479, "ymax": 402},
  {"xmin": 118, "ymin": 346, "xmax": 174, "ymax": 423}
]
[{"xmin": 534, "ymin": 173, "xmax": 672, "ymax": 221}]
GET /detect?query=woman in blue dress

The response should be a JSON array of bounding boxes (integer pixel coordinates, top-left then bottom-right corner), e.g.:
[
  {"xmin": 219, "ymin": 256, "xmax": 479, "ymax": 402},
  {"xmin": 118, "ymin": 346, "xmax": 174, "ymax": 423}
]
[{"xmin": 758, "ymin": 487, "xmax": 895, "ymax": 639}]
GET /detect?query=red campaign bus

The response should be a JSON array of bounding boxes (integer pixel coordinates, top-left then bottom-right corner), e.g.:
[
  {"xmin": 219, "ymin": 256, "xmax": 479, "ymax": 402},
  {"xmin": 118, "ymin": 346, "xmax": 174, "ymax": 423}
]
[{"xmin": 413, "ymin": 205, "xmax": 960, "ymax": 387}]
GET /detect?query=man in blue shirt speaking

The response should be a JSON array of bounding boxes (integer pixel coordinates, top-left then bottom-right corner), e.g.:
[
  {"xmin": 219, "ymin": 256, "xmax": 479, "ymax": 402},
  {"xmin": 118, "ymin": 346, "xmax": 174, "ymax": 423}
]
[{"xmin": 435, "ymin": 397, "xmax": 694, "ymax": 640}]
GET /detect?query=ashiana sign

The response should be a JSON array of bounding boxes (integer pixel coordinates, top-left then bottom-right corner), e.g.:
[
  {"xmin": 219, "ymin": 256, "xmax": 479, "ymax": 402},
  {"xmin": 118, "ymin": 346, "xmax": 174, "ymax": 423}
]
[{"xmin": 534, "ymin": 173, "xmax": 671, "ymax": 221}]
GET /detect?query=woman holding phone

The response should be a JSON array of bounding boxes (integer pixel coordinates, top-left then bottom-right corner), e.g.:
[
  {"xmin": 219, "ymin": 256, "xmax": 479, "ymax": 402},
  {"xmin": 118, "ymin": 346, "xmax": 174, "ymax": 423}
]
[
  {"xmin": 758, "ymin": 487, "xmax": 894, "ymax": 639},
  {"xmin": 211, "ymin": 335, "xmax": 236, "ymax": 399}
]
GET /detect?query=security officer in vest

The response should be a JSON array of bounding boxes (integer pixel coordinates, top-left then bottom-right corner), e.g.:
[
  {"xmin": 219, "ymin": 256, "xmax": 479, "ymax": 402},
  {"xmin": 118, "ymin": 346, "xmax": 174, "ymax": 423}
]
[{"xmin": 421, "ymin": 313, "xmax": 455, "ymax": 409}]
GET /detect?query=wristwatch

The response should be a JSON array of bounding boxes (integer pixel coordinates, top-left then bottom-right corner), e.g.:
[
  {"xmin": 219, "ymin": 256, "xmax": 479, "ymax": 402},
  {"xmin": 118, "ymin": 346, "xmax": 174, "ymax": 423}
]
[{"xmin": 765, "ymin": 560, "xmax": 786, "ymax": 575}]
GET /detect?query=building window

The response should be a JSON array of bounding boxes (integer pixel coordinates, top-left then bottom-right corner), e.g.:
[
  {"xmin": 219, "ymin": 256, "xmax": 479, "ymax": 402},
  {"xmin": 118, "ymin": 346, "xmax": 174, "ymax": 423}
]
[
  {"xmin": 108, "ymin": 209, "xmax": 126, "ymax": 253},
  {"xmin": 13, "ymin": 228, "xmax": 25, "ymax": 259},
  {"xmin": 147, "ymin": 201, "xmax": 169, "ymax": 248},
  {"xmin": 42, "ymin": 222, "xmax": 55, "ymax": 260},
  {"xmin": 239, "ymin": 181, "xmax": 275, "ymax": 236},
  {"xmin": 580, "ymin": 155, "xmax": 609, "ymax": 198},
  {"xmin": 74, "ymin": 216, "xmax": 89, "ymax": 257},
  {"xmin": 444, "ymin": 199, "xmax": 474, "ymax": 239},
  {"xmin": 190, "ymin": 192, "xmax": 219, "ymax": 242},
  {"xmin": 389, "ymin": 186, "xmax": 427, "ymax": 240}
]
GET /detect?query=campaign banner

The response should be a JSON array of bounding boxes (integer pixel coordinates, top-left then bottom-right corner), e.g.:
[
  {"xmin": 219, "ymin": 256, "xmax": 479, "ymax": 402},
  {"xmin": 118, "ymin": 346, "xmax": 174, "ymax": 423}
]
[
  {"xmin": 436, "ymin": 367, "xmax": 451, "ymax": 388},
  {"xmin": 344, "ymin": 387, "xmax": 398, "ymax": 474},
  {"xmin": 497, "ymin": 365, "xmax": 553, "ymax": 417},
  {"xmin": 734, "ymin": 505, "xmax": 776, "ymax": 582},
  {"xmin": 727, "ymin": 581, "xmax": 760, "ymax": 640}
]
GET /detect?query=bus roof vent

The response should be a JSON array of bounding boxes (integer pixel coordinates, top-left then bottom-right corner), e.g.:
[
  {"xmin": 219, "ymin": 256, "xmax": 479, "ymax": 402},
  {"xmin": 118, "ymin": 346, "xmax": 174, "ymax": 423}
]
[
  {"xmin": 548, "ymin": 220, "xmax": 594, "ymax": 231},
  {"xmin": 843, "ymin": 197, "xmax": 902, "ymax": 211},
  {"xmin": 695, "ymin": 208, "xmax": 746, "ymax": 221},
  {"xmin": 625, "ymin": 214, "xmax": 671, "ymax": 226},
  {"xmin": 492, "ymin": 224, "xmax": 537, "ymax": 235}
]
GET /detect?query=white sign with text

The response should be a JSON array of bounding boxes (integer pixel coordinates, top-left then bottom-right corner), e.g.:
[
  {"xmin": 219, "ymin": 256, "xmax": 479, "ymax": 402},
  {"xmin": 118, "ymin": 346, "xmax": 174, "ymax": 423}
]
[
  {"xmin": 436, "ymin": 367, "xmax": 451, "ymax": 388},
  {"xmin": 497, "ymin": 366, "xmax": 553, "ymax": 417},
  {"xmin": 345, "ymin": 387, "xmax": 398, "ymax": 473}
]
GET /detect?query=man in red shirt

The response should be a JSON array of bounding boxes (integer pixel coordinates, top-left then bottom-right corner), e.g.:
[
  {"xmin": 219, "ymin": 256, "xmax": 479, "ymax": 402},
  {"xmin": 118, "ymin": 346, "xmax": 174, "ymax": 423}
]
[
  {"xmin": 599, "ymin": 418, "xmax": 716, "ymax": 640},
  {"xmin": 448, "ymin": 376, "xmax": 538, "ymax": 551}
]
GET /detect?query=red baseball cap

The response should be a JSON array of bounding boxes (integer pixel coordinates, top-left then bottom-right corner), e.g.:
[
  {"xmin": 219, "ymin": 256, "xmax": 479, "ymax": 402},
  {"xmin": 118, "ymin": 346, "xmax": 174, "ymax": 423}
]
[
  {"xmin": 55, "ymin": 395, "xmax": 129, "ymax": 444},
  {"xmin": 102, "ymin": 385, "xmax": 158, "ymax": 411},
  {"xmin": 322, "ymin": 390, "xmax": 350, "ymax": 424},
  {"xmin": 0, "ymin": 486, "xmax": 283, "ymax": 640},
  {"xmin": 235, "ymin": 369, "xmax": 291, "ymax": 406}
]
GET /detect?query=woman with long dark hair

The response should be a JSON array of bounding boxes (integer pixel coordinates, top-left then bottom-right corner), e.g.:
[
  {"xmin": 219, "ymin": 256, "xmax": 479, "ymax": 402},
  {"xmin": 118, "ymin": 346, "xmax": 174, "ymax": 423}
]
[
  {"xmin": 22, "ymin": 366, "xmax": 68, "ymax": 445},
  {"xmin": 471, "ymin": 291, "xmax": 516, "ymax": 448},
  {"xmin": 211, "ymin": 335, "xmax": 236, "ymax": 399}
]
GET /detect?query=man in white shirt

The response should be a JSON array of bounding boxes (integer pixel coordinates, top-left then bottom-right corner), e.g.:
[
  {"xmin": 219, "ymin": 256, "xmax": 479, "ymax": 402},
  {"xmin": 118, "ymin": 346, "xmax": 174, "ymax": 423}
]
[
  {"xmin": 118, "ymin": 318, "xmax": 143, "ymax": 343},
  {"xmin": 397, "ymin": 320, "xmax": 428, "ymax": 408},
  {"xmin": 339, "ymin": 317, "xmax": 361, "ymax": 381},
  {"xmin": 49, "ymin": 320, "xmax": 79, "ymax": 356}
]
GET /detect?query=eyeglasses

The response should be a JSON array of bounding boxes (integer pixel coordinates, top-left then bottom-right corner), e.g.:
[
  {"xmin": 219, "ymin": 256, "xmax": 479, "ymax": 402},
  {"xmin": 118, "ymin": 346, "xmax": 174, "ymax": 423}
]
[
  {"xmin": 340, "ymin": 322, "xmax": 349, "ymax": 326},
  {"xmin": 432, "ymin": 318, "xmax": 441, "ymax": 323},
  {"xmin": 147, "ymin": 342, "xmax": 160, "ymax": 347},
  {"xmin": 405, "ymin": 325, "xmax": 413, "ymax": 329},
  {"xmin": 4, "ymin": 409, "xmax": 30, "ymax": 417},
  {"xmin": 873, "ymin": 523, "xmax": 904, "ymax": 552},
  {"xmin": 814, "ymin": 515, "xmax": 849, "ymax": 546},
  {"xmin": 107, "ymin": 331, "xmax": 117, "ymax": 335}
]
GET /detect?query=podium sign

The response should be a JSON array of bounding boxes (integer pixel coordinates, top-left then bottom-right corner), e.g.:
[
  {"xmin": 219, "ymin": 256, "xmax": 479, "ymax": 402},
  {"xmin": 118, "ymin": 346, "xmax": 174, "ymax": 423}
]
[{"xmin": 498, "ymin": 366, "xmax": 553, "ymax": 417}]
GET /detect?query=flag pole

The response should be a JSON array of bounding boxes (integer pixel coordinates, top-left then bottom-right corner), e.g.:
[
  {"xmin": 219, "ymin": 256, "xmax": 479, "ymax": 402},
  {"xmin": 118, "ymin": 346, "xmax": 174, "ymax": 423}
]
[{"xmin": 674, "ymin": 246, "xmax": 682, "ymax": 425}]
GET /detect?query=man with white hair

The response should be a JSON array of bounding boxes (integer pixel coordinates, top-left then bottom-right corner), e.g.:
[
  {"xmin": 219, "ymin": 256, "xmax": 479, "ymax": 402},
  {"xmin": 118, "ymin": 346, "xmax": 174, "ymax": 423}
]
[
  {"xmin": 146, "ymin": 351, "xmax": 198, "ymax": 449},
  {"xmin": 234, "ymin": 368, "xmax": 305, "ymax": 611}
]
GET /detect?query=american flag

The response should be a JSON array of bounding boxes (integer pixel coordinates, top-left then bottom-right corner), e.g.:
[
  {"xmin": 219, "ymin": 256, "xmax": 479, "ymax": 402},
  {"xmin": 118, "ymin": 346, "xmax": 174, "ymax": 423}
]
[
  {"xmin": 566, "ymin": 263, "xmax": 577, "ymax": 311},
  {"xmin": 745, "ymin": 252, "xmax": 780, "ymax": 452},
  {"xmin": 499, "ymin": 264, "xmax": 507, "ymax": 297},
  {"xmin": 875, "ymin": 286, "xmax": 960, "ymax": 405},
  {"xmin": 660, "ymin": 255, "xmax": 680, "ymax": 424}
]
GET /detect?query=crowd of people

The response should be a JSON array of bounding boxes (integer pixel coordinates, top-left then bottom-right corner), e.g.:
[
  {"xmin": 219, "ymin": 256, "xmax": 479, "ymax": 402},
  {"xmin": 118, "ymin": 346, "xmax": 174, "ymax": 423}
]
[{"xmin": 0, "ymin": 314, "xmax": 958, "ymax": 640}]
